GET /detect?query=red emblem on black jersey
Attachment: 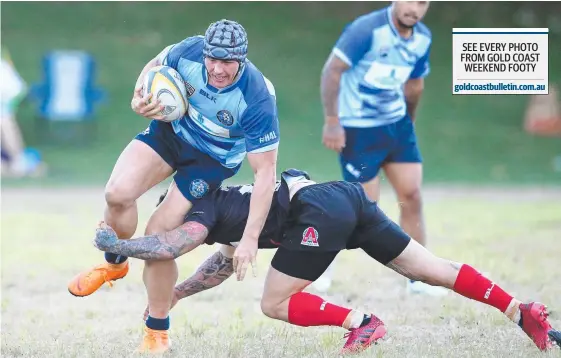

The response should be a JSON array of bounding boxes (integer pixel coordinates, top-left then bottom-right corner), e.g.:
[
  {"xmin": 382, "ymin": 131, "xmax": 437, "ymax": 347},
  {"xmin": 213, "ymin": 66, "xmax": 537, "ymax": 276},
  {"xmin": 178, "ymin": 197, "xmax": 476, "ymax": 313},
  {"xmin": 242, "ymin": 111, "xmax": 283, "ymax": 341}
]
[{"xmin": 301, "ymin": 227, "xmax": 319, "ymax": 247}]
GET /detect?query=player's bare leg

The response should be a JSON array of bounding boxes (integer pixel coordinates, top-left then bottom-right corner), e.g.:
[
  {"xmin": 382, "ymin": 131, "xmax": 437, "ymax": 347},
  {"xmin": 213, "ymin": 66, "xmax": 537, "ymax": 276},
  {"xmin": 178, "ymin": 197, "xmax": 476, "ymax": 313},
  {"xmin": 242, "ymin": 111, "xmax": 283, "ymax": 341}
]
[
  {"xmin": 311, "ymin": 259, "xmax": 335, "ymax": 293},
  {"xmin": 104, "ymin": 140, "xmax": 172, "ymax": 240},
  {"xmin": 141, "ymin": 244, "xmax": 235, "ymax": 321},
  {"xmin": 261, "ymin": 265, "xmax": 386, "ymax": 354},
  {"xmin": 139, "ymin": 181, "xmax": 192, "ymax": 354},
  {"xmin": 383, "ymin": 162, "xmax": 424, "ymax": 245},
  {"xmin": 383, "ymin": 162, "xmax": 446, "ymax": 295},
  {"xmin": 68, "ymin": 140, "xmax": 173, "ymax": 297},
  {"xmin": 386, "ymin": 239, "xmax": 560, "ymax": 351},
  {"xmin": 360, "ymin": 175, "xmax": 381, "ymax": 202}
]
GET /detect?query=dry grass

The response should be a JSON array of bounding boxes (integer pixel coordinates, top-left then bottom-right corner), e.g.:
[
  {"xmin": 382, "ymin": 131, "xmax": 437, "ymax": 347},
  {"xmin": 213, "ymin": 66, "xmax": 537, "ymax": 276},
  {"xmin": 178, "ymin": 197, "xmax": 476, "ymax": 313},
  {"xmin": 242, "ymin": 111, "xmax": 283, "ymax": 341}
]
[{"xmin": 2, "ymin": 185, "xmax": 561, "ymax": 358}]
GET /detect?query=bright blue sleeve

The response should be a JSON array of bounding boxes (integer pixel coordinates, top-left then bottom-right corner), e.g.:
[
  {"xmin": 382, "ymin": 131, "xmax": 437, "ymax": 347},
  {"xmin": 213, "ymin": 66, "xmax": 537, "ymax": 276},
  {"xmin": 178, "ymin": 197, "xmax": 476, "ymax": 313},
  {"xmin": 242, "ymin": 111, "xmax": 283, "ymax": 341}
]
[
  {"xmin": 240, "ymin": 95, "xmax": 280, "ymax": 154},
  {"xmin": 160, "ymin": 36, "xmax": 204, "ymax": 69},
  {"xmin": 156, "ymin": 45, "xmax": 174, "ymax": 65},
  {"xmin": 333, "ymin": 17, "xmax": 374, "ymax": 67},
  {"xmin": 410, "ymin": 44, "xmax": 431, "ymax": 79}
]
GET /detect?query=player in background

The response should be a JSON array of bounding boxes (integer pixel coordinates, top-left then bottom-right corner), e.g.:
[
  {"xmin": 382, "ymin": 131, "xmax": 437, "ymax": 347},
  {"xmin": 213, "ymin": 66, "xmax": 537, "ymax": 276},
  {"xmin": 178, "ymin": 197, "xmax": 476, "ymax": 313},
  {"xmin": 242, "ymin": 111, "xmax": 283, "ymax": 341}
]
[
  {"xmin": 0, "ymin": 47, "xmax": 47, "ymax": 177},
  {"xmin": 67, "ymin": 19, "xmax": 280, "ymax": 353},
  {"xmin": 94, "ymin": 169, "xmax": 561, "ymax": 354},
  {"xmin": 319, "ymin": 2, "xmax": 444, "ymax": 295}
]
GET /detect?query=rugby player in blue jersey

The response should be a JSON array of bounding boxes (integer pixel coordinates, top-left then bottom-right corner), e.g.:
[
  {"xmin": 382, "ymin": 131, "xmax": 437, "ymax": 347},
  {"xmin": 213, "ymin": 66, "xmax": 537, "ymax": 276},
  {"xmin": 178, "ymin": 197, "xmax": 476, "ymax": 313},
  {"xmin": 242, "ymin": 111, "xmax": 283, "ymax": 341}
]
[
  {"xmin": 319, "ymin": 2, "xmax": 445, "ymax": 295},
  {"xmin": 68, "ymin": 19, "xmax": 280, "ymax": 352}
]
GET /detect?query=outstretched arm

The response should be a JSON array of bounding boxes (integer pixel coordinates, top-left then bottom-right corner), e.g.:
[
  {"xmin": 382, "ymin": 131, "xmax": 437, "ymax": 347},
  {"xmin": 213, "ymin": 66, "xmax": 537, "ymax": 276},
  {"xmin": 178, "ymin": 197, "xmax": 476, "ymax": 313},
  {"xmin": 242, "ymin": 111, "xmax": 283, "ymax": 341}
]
[
  {"xmin": 175, "ymin": 244, "xmax": 235, "ymax": 300},
  {"xmin": 143, "ymin": 245, "xmax": 235, "ymax": 320},
  {"xmin": 94, "ymin": 221, "xmax": 209, "ymax": 260},
  {"xmin": 233, "ymin": 149, "xmax": 277, "ymax": 280}
]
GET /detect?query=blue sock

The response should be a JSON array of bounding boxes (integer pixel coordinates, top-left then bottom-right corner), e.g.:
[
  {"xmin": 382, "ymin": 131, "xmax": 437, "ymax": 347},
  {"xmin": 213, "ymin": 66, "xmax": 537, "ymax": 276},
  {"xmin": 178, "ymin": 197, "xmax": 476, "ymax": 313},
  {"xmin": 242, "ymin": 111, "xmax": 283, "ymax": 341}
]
[
  {"xmin": 105, "ymin": 252, "xmax": 128, "ymax": 264},
  {"xmin": 146, "ymin": 316, "xmax": 170, "ymax": 331}
]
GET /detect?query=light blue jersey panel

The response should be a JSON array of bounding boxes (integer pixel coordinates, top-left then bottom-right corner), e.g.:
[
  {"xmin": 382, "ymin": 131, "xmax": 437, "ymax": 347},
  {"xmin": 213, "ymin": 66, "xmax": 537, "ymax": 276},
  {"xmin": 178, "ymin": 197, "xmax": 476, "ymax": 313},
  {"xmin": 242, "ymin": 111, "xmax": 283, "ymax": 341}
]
[
  {"xmin": 159, "ymin": 36, "xmax": 280, "ymax": 169},
  {"xmin": 333, "ymin": 6, "xmax": 432, "ymax": 128}
]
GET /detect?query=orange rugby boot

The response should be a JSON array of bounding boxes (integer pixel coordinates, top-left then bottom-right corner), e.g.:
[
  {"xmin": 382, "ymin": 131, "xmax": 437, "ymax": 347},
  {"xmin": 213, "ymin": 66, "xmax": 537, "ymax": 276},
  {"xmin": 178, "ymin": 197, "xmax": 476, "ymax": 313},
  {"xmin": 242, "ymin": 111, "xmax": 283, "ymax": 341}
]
[
  {"xmin": 67, "ymin": 260, "xmax": 129, "ymax": 297},
  {"xmin": 137, "ymin": 327, "xmax": 171, "ymax": 354}
]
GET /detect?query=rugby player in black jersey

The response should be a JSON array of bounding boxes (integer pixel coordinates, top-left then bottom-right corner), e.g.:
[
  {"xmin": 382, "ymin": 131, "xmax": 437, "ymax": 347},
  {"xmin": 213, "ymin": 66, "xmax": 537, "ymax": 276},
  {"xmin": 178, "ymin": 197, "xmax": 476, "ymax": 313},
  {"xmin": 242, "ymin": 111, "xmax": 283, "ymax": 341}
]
[{"xmin": 94, "ymin": 169, "xmax": 560, "ymax": 354}]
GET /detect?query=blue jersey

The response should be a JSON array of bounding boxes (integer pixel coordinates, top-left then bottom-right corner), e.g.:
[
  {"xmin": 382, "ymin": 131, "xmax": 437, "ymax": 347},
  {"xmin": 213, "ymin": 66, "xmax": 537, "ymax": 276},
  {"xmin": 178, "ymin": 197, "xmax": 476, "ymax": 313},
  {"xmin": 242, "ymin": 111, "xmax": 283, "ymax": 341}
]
[
  {"xmin": 333, "ymin": 6, "xmax": 432, "ymax": 128},
  {"xmin": 157, "ymin": 36, "xmax": 280, "ymax": 169}
]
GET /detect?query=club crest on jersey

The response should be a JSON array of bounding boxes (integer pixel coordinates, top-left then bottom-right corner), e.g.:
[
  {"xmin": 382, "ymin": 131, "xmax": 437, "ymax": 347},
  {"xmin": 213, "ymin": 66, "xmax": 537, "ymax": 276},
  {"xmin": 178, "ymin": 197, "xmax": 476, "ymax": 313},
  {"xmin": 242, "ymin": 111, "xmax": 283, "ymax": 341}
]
[
  {"xmin": 184, "ymin": 81, "xmax": 196, "ymax": 97},
  {"xmin": 216, "ymin": 110, "xmax": 234, "ymax": 126},
  {"xmin": 379, "ymin": 46, "xmax": 390, "ymax": 58},
  {"xmin": 301, "ymin": 227, "xmax": 319, "ymax": 247},
  {"xmin": 189, "ymin": 179, "xmax": 209, "ymax": 199}
]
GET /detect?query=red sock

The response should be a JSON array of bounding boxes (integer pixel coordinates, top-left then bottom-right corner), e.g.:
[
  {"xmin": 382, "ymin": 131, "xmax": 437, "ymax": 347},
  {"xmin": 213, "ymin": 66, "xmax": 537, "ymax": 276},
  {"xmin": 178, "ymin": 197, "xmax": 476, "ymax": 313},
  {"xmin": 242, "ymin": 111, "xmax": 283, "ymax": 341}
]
[
  {"xmin": 288, "ymin": 292, "xmax": 351, "ymax": 327},
  {"xmin": 453, "ymin": 264, "xmax": 513, "ymax": 312}
]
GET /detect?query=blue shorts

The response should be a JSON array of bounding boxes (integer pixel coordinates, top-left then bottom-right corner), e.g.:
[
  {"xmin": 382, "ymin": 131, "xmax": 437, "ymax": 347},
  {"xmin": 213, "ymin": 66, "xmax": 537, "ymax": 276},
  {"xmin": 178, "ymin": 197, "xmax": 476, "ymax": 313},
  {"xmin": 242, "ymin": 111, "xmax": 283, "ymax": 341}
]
[
  {"xmin": 135, "ymin": 120, "xmax": 238, "ymax": 202},
  {"xmin": 339, "ymin": 115, "xmax": 422, "ymax": 183}
]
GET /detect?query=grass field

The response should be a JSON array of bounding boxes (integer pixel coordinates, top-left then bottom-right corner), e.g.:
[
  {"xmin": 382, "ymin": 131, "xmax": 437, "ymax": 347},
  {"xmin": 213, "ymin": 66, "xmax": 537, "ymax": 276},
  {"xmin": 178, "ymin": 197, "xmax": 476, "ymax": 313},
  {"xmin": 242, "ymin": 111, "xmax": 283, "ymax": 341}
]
[{"xmin": 2, "ymin": 185, "xmax": 560, "ymax": 358}]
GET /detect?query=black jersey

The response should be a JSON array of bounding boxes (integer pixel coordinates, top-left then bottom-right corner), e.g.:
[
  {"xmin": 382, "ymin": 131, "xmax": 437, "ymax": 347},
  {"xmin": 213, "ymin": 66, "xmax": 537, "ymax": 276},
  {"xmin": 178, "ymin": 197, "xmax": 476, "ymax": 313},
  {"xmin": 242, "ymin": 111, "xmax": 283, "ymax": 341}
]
[{"xmin": 185, "ymin": 169, "xmax": 310, "ymax": 248}]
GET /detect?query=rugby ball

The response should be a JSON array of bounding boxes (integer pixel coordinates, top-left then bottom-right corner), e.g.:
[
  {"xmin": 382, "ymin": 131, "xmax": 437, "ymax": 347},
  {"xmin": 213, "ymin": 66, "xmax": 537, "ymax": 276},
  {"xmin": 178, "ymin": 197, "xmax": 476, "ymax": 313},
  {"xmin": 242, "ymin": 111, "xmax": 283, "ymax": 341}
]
[{"xmin": 143, "ymin": 65, "xmax": 189, "ymax": 122}]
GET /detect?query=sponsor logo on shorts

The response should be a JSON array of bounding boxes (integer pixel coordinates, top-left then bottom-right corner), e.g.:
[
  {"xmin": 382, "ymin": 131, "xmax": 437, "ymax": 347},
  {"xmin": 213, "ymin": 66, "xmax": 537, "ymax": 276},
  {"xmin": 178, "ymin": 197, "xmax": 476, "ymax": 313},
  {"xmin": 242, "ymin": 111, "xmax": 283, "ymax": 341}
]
[
  {"xmin": 259, "ymin": 131, "xmax": 278, "ymax": 144},
  {"xmin": 216, "ymin": 110, "xmax": 234, "ymax": 126},
  {"xmin": 140, "ymin": 126, "xmax": 150, "ymax": 136},
  {"xmin": 345, "ymin": 163, "xmax": 361, "ymax": 179},
  {"xmin": 189, "ymin": 179, "xmax": 209, "ymax": 199},
  {"xmin": 301, "ymin": 226, "xmax": 319, "ymax": 247}
]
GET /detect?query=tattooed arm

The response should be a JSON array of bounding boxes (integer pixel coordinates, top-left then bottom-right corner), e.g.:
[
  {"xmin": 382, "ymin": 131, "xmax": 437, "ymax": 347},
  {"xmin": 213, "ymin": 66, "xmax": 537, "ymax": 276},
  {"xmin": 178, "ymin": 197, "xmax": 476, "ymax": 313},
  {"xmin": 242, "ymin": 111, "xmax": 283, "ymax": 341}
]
[
  {"xmin": 174, "ymin": 244, "xmax": 235, "ymax": 300},
  {"xmin": 142, "ymin": 244, "xmax": 235, "ymax": 321},
  {"xmin": 94, "ymin": 221, "xmax": 209, "ymax": 260}
]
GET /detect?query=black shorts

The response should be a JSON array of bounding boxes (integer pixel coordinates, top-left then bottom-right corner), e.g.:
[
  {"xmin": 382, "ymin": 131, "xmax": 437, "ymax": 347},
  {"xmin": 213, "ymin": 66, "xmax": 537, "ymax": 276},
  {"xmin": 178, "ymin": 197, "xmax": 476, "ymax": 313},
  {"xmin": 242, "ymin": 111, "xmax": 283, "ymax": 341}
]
[{"xmin": 271, "ymin": 182, "xmax": 411, "ymax": 281}]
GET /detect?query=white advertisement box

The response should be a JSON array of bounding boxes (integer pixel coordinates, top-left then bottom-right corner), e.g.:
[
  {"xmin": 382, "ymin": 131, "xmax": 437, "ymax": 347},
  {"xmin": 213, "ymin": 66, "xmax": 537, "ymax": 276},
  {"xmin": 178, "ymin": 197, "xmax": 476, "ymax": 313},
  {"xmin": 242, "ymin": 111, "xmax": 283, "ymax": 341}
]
[{"xmin": 452, "ymin": 28, "xmax": 548, "ymax": 95}]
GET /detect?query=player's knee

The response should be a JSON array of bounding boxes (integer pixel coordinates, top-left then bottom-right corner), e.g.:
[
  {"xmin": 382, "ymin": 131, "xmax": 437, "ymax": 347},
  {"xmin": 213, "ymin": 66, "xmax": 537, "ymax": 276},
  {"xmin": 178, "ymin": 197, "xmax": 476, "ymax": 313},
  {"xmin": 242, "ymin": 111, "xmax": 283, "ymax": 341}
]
[
  {"xmin": 361, "ymin": 179, "xmax": 380, "ymax": 202},
  {"xmin": 260, "ymin": 297, "xmax": 280, "ymax": 319},
  {"xmin": 104, "ymin": 182, "xmax": 136, "ymax": 208},
  {"xmin": 398, "ymin": 189, "xmax": 422, "ymax": 212}
]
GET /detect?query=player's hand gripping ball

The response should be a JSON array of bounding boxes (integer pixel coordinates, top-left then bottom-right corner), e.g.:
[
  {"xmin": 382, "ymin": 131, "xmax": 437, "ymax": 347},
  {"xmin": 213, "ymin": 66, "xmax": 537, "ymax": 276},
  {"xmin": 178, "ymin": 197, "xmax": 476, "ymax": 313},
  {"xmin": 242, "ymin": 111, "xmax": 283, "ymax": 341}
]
[{"xmin": 142, "ymin": 66, "xmax": 189, "ymax": 122}]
